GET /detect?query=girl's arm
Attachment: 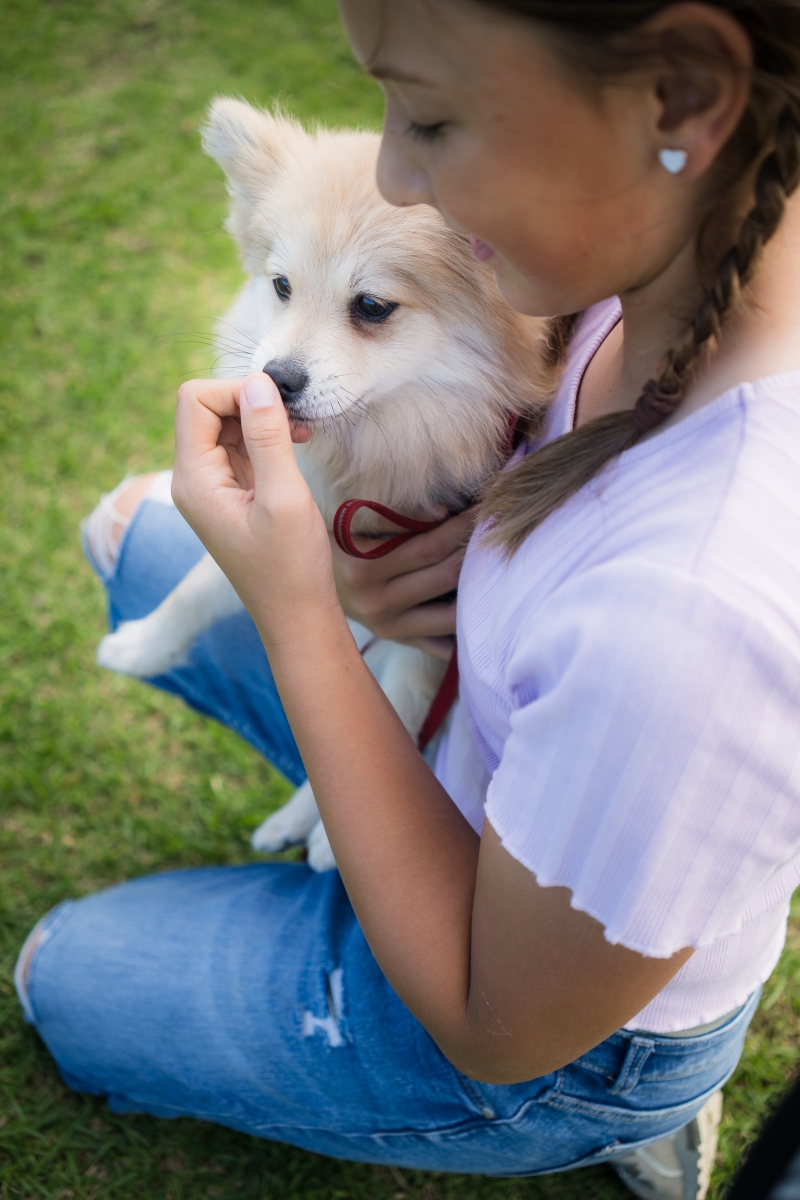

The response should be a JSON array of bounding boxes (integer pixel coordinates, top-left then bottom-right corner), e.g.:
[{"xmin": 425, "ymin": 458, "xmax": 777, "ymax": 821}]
[{"xmin": 173, "ymin": 373, "xmax": 691, "ymax": 1085}]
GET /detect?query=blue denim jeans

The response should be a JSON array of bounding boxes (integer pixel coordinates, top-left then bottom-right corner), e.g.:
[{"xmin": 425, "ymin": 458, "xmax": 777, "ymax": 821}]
[{"xmin": 15, "ymin": 494, "xmax": 759, "ymax": 1177}]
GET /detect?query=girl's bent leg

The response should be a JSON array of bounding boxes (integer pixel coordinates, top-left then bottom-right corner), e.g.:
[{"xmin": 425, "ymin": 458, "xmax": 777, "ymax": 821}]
[
  {"xmin": 15, "ymin": 863, "xmax": 758, "ymax": 1177},
  {"xmin": 83, "ymin": 472, "xmax": 305, "ymax": 785},
  {"xmin": 84, "ymin": 473, "xmax": 163, "ymax": 576}
]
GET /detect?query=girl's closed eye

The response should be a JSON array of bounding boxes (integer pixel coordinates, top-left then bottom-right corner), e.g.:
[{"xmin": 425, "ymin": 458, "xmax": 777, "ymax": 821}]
[{"xmin": 406, "ymin": 119, "xmax": 446, "ymax": 143}]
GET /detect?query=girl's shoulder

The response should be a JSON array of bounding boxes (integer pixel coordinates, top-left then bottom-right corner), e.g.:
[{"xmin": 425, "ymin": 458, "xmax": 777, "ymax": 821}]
[
  {"xmin": 468, "ymin": 356, "xmax": 800, "ymax": 663},
  {"xmin": 688, "ymin": 367, "xmax": 800, "ymax": 647}
]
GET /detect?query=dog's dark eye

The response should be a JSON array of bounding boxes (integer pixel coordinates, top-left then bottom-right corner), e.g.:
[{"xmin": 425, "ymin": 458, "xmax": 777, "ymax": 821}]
[
  {"xmin": 353, "ymin": 294, "xmax": 396, "ymax": 322},
  {"xmin": 273, "ymin": 276, "xmax": 291, "ymax": 301}
]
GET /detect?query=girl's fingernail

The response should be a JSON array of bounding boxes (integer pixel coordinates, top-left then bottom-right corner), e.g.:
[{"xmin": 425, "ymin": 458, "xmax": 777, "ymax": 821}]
[{"xmin": 244, "ymin": 374, "xmax": 278, "ymax": 409}]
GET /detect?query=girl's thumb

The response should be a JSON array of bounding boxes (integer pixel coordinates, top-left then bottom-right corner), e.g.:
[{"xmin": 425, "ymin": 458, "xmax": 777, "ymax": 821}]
[{"xmin": 239, "ymin": 372, "xmax": 296, "ymax": 487}]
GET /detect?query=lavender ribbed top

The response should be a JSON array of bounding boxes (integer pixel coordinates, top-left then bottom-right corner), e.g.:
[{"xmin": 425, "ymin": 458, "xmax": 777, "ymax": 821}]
[{"xmin": 435, "ymin": 298, "xmax": 800, "ymax": 1032}]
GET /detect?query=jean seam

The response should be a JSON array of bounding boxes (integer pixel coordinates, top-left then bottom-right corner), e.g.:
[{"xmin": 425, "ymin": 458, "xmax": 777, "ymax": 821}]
[
  {"xmin": 266, "ymin": 1075, "xmax": 564, "ymax": 1142},
  {"xmin": 573, "ymin": 1044, "xmax": 732, "ymax": 1086},
  {"xmin": 366, "ymin": 1097, "xmax": 554, "ymax": 1139},
  {"xmin": 455, "ymin": 1073, "xmax": 495, "ymax": 1118},
  {"xmin": 544, "ymin": 1071, "xmax": 734, "ymax": 1122},
  {"xmin": 625, "ymin": 1054, "xmax": 734, "ymax": 1082},
  {"xmin": 608, "ymin": 1037, "xmax": 655, "ymax": 1097},
  {"xmin": 573, "ymin": 1058, "xmax": 616, "ymax": 1082}
]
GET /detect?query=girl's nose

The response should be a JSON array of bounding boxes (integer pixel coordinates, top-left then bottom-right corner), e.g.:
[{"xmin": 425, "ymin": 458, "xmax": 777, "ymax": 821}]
[
  {"xmin": 376, "ymin": 119, "xmax": 436, "ymax": 209},
  {"xmin": 376, "ymin": 146, "xmax": 435, "ymax": 208}
]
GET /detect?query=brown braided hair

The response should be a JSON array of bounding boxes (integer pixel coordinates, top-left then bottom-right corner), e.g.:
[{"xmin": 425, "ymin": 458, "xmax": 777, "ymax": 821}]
[{"xmin": 476, "ymin": 1, "xmax": 800, "ymax": 552}]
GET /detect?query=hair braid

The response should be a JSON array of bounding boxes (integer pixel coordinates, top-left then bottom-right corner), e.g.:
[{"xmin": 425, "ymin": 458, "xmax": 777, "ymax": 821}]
[
  {"xmin": 477, "ymin": 0, "xmax": 800, "ymax": 553},
  {"xmin": 635, "ymin": 100, "xmax": 800, "ymax": 434}
]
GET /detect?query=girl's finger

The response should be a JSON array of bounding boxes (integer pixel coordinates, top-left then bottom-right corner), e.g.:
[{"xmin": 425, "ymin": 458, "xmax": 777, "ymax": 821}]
[
  {"xmin": 218, "ymin": 415, "xmax": 255, "ymax": 491},
  {"xmin": 380, "ymin": 509, "xmax": 475, "ymax": 580},
  {"xmin": 238, "ymin": 373, "xmax": 306, "ymax": 505},
  {"xmin": 218, "ymin": 414, "xmax": 248, "ymax": 457},
  {"xmin": 380, "ymin": 547, "xmax": 466, "ymax": 612},
  {"xmin": 173, "ymin": 378, "xmax": 252, "ymax": 522},
  {"xmin": 402, "ymin": 635, "xmax": 457, "ymax": 662},
  {"xmin": 174, "ymin": 378, "xmax": 242, "ymax": 473},
  {"xmin": 387, "ymin": 600, "xmax": 459, "ymax": 642}
]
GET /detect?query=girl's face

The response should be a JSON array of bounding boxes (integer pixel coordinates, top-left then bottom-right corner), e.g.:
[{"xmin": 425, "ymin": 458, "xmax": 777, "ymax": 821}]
[{"xmin": 338, "ymin": 0, "xmax": 733, "ymax": 318}]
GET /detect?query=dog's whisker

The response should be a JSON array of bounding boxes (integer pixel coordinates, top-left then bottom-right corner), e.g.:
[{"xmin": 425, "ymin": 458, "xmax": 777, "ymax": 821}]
[
  {"xmin": 171, "ymin": 333, "xmax": 257, "ymax": 366},
  {"xmin": 213, "ymin": 339, "xmax": 261, "ymax": 355},
  {"xmin": 215, "ymin": 320, "xmax": 260, "ymax": 344}
]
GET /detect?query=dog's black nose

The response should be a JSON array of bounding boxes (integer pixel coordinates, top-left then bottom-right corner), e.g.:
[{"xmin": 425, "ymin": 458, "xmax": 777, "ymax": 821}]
[{"xmin": 262, "ymin": 359, "xmax": 309, "ymax": 406}]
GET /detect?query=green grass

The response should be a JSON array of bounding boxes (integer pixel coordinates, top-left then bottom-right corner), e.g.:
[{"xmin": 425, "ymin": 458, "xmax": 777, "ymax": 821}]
[{"xmin": 0, "ymin": 1, "xmax": 798, "ymax": 1196}]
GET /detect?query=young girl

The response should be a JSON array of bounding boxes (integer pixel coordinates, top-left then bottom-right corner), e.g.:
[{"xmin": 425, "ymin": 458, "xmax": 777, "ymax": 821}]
[{"xmin": 16, "ymin": 3, "xmax": 800, "ymax": 1197}]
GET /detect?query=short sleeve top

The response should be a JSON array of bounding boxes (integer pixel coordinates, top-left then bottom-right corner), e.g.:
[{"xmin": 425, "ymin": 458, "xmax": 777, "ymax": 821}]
[{"xmin": 435, "ymin": 298, "xmax": 800, "ymax": 1032}]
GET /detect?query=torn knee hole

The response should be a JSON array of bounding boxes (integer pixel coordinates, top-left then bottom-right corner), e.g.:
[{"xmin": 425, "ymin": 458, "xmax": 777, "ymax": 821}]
[
  {"xmin": 19, "ymin": 931, "xmax": 40, "ymax": 989},
  {"xmin": 85, "ymin": 471, "xmax": 172, "ymax": 575},
  {"xmin": 14, "ymin": 925, "xmax": 44, "ymax": 1023}
]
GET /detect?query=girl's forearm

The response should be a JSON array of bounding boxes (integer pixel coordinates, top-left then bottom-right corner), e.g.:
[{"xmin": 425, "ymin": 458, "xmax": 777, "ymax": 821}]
[{"xmin": 254, "ymin": 602, "xmax": 481, "ymax": 1059}]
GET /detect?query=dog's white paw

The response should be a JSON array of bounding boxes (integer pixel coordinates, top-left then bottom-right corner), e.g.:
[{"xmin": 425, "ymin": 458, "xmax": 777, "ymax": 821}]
[
  {"xmin": 251, "ymin": 780, "xmax": 320, "ymax": 851},
  {"xmin": 96, "ymin": 618, "xmax": 189, "ymax": 677},
  {"xmin": 307, "ymin": 819, "xmax": 338, "ymax": 872},
  {"xmin": 250, "ymin": 809, "xmax": 305, "ymax": 852}
]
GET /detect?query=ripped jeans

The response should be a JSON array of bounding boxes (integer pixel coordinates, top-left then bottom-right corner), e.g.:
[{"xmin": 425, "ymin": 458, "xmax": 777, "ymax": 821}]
[{"xmin": 14, "ymin": 482, "xmax": 759, "ymax": 1177}]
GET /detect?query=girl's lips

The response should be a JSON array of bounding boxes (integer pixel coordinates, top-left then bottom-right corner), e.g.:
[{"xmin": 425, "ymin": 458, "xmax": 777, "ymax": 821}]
[{"xmin": 469, "ymin": 234, "xmax": 495, "ymax": 262}]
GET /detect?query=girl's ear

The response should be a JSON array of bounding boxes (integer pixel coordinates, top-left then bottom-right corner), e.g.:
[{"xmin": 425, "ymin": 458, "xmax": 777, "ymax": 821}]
[
  {"xmin": 201, "ymin": 98, "xmax": 299, "ymax": 203},
  {"xmin": 642, "ymin": 2, "xmax": 753, "ymax": 180}
]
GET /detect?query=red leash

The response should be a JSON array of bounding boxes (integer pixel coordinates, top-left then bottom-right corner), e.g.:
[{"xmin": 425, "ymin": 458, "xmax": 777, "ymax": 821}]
[
  {"xmin": 333, "ymin": 497, "xmax": 456, "ymax": 751},
  {"xmin": 332, "ymin": 415, "xmax": 526, "ymax": 751},
  {"xmin": 335, "ymin": 417, "xmax": 527, "ymax": 744},
  {"xmin": 416, "ymin": 648, "xmax": 459, "ymax": 752},
  {"xmin": 333, "ymin": 498, "xmax": 446, "ymax": 560}
]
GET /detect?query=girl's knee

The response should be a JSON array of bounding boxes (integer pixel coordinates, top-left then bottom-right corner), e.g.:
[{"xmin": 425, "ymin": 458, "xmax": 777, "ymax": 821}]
[
  {"xmin": 84, "ymin": 470, "xmax": 174, "ymax": 577},
  {"xmin": 14, "ymin": 902, "xmax": 75, "ymax": 1025}
]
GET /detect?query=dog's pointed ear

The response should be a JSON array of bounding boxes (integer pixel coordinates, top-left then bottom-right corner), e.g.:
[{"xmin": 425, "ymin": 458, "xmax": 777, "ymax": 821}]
[
  {"xmin": 202, "ymin": 98, "xmax": 300, "ymax": 270},
  {"xmin": 201, "ymin": 97, "xmax": 297, "ymax": 201}
]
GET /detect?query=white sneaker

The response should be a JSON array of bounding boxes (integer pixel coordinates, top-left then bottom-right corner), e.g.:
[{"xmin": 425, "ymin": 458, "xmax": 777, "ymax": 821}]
[{"xmin": 612, "ymin": 1091, "xmax": 723, "ymax": 1200}]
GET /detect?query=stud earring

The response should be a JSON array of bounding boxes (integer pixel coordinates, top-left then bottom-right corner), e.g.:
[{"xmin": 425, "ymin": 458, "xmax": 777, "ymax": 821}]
[{"xmin": 659, "ymin": 148, "xmax": 688, "ymax": 175}]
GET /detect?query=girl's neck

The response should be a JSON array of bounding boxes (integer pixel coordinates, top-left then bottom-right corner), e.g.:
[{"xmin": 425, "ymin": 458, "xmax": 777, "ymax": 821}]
[{"xmin": 576, "ymin": 191, "xmax": 800, "ymax": 431}]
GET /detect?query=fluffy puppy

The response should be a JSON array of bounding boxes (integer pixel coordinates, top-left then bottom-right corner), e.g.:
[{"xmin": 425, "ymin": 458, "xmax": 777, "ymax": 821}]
[{"xmin": 97, "ymin": 99, "xmax": 551, "ymax": 869}]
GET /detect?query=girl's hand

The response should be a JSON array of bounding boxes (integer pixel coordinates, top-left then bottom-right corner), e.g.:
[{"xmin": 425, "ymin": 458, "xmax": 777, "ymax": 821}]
[
  {"xmin": 331, "ymin": 510, "xmax": 474, "ymax": 661},
  {"xmin": 171, "ymin": 373, "xmax": 342, "ymax": 651},
  {"xmin": 173, "ymin": 371, "xmax": 472, "ymax": 661}
]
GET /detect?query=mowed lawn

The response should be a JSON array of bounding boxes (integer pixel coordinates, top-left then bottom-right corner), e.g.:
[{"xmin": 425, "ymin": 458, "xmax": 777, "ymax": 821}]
[{"xmin": 0, "ymin": 2, "xmax": 798, "ymax": 1197}]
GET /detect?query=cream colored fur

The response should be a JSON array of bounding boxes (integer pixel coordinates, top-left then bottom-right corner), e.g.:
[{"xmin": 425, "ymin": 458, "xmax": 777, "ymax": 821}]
[{"xmin": 97, "ymin": 98, "xmax": 550, "ymax": 871}]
